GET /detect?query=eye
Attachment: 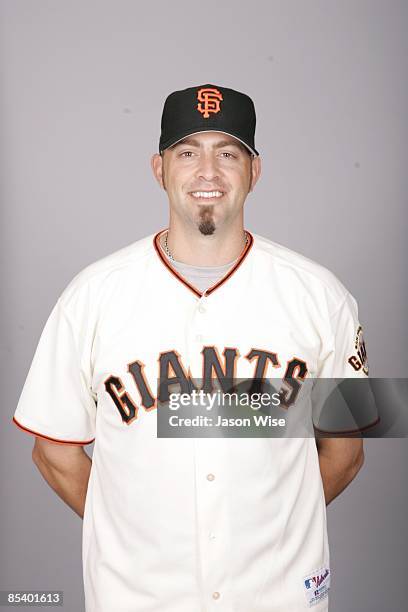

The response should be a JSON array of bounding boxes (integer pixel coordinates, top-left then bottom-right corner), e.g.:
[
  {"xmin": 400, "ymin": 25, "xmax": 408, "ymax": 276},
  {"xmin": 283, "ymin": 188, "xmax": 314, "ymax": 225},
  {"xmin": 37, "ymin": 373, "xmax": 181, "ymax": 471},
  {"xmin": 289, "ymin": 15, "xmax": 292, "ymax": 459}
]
[
  {"xmin": 179, "ymin": 151, "xmax": 194, "ymax": 157},
  {"xmin": 220, "ymin": 151, "xmax": 236, "ymax": 159}
]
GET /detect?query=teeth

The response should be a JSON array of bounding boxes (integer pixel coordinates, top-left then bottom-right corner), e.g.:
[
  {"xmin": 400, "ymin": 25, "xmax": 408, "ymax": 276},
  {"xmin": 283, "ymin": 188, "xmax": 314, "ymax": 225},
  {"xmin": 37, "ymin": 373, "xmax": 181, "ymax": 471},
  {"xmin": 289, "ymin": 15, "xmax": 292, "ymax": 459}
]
[{"xmin": 191, "ymin": 191, "xmax": 224, "ymax": 198}]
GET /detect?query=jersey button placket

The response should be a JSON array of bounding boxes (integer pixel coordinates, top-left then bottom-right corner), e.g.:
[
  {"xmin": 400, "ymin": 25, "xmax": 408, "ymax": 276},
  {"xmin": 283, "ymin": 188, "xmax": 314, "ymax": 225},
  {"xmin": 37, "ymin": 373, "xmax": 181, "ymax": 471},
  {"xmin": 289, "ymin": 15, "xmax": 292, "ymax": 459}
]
[
  {"xmin": 195, "ymin": 438, "xmax": 233, "ymax": 611},
  {"xmin": 185, "ymin": 295, "xmax": 207, "ymax": 377},
  {"xmin": 188, "ymin": 294, "xmax": 208, "ymax": 372},
  {"xmin": 196, "ymin": 296, "xmax": 206, "ymax": 346},
  {"xmin": 191, "ymin": 297, "xmax": 232, "ymax": 608}
]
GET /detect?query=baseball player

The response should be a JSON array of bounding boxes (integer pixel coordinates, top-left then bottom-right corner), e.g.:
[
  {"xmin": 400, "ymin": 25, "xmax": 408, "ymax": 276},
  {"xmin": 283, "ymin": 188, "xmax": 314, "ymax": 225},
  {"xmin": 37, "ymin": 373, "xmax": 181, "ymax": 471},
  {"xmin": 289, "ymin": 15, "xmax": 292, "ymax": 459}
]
[{"xmin": 13, "ymin": 84, "xmax": 377, "ymax": 611}]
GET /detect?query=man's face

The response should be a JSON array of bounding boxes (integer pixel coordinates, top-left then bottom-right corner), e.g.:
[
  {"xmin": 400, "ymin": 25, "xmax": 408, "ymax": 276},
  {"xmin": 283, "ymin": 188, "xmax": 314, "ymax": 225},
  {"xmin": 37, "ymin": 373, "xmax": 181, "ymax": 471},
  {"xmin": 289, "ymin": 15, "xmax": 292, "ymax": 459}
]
[{"xmin": 151, "ymin": 132, "xmax": 261, "ymax": 236}]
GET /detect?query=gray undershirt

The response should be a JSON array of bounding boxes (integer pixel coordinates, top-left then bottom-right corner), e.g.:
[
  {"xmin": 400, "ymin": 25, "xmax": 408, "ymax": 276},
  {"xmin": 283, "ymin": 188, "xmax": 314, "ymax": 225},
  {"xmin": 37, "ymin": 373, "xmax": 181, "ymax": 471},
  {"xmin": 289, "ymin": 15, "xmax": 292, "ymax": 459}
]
[{"xmin": 163, "ymin": 251, "xmax": 238, "ymax": 293}]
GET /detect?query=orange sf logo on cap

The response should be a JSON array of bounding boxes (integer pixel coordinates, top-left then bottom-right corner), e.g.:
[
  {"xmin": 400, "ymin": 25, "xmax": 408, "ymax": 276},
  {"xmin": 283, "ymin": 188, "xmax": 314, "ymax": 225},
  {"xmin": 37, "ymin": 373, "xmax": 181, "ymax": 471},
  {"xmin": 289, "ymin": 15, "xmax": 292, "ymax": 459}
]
[{"xmin": 197, "ymin": 88, "xmax": 223, "ymax": 118}]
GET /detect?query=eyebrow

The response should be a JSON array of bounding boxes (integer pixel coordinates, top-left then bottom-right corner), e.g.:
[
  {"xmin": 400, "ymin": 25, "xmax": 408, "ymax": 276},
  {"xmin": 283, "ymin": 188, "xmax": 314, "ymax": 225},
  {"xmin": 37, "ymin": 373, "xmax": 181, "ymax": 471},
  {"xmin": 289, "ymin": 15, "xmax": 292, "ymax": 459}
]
[{"xmin": 172, "ymin": 137, "xmax": 245, "ymax": 151}]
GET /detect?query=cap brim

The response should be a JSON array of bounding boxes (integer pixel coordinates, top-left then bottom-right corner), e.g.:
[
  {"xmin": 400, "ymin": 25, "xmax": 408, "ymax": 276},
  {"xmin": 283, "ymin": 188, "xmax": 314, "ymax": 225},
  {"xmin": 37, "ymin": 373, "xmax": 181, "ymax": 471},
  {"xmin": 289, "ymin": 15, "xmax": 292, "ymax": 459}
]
[{"xmin": 160, "ymin": 129, "xmax": 259, "ymax": 157}]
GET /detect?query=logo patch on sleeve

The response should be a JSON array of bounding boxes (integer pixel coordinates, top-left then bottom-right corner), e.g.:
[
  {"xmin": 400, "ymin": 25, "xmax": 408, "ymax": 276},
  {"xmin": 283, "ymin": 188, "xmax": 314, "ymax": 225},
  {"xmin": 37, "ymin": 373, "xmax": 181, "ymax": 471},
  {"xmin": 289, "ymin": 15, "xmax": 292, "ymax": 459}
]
[
  {"xmin": 303, "ymin": 566, "xmax": 330, "ymax": 607},
  {"xmin": 348, "ymin": 325, "xmax": 369, "ymax": 375}
]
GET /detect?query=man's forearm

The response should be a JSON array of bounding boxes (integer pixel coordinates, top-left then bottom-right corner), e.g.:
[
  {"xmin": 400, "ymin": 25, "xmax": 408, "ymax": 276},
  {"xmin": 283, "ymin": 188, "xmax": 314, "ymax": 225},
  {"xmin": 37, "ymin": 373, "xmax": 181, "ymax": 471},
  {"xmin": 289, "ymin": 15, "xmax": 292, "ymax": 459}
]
[
  {"xmin": 318, "ymin": 449, "xmax": 364, "ymax": 506},
  {"xmin": 33, "ymin": 449, "xmax": 92, "ymax": 519}
]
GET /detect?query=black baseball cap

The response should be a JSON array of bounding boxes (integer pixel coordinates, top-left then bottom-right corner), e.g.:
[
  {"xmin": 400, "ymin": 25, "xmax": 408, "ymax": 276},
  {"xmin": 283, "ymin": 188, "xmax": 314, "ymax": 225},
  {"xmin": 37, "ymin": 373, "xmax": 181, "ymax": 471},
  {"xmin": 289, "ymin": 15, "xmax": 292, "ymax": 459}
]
[{"xmin": 159, "ymin": 84, "xmax": 259, "ymax": 157}]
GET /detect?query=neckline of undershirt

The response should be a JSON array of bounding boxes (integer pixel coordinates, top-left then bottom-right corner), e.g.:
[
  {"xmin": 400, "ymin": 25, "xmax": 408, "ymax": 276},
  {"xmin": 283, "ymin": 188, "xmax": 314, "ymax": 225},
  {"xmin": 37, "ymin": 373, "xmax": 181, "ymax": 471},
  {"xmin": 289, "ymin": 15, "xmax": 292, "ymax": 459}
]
[{"xmin": 161, "ymin": 249, "xmax": 239, "ymax": 277}]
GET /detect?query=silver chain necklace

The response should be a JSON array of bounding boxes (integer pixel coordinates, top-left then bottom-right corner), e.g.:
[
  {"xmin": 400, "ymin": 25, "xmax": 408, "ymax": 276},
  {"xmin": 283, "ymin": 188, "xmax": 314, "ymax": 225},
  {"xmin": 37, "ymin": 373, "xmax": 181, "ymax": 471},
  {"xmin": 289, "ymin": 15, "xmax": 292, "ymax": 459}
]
[
  {"xmin": 163, "ymin": 231, "xmax": 175, "ymax": 260},
  {"xmin": 163, "ymin": 230, "xmax": 248, "ymax": 262}
]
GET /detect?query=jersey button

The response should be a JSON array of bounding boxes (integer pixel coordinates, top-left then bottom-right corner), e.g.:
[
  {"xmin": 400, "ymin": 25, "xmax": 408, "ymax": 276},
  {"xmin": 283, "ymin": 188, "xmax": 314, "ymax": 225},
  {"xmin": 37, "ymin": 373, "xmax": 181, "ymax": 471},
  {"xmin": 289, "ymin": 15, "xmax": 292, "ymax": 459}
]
[
  {"xmin": 198, "ymin": 304, "xmax": 206, "ymax": 314},
  {"xmin": 195, "ymin": 334, "xmax": 203, "ymax": 342},
  {"xmin": 212, "ymin": 591, "xmax": 221, "ymax": 600},
  {"xmin": 209, "ymin": 532, "xmax": 216, "ymax": 540},
  {"xmin": 206, "ymin": 473, "xmax": 215, "ymax": 481}
]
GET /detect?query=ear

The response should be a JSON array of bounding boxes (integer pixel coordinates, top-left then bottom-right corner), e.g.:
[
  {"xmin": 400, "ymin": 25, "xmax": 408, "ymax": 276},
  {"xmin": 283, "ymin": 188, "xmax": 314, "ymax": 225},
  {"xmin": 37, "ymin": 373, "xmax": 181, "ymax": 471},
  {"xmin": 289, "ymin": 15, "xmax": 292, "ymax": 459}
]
[
  {"xmin": 151, "ymin": 153, "xmax": 165, "ymax": 189},
  {"xmin": 249, "ymin": 156, "xmax": 262, "ymax": 192}
]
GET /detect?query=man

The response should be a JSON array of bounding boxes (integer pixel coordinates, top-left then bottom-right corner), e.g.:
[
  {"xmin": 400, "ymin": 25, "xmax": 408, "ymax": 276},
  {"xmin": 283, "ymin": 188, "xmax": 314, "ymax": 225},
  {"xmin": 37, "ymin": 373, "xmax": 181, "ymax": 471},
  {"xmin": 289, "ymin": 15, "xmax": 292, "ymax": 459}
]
[{"xmin": 13, "ymin": 84, "xmax": 374, "ymax": 611}]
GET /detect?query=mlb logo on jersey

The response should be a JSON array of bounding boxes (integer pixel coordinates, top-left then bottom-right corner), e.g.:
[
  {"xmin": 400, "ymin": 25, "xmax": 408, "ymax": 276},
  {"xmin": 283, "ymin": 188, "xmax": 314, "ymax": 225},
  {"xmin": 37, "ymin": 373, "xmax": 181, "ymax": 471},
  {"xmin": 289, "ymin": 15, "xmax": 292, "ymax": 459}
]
[{"xmin": 303, "ymin": 567, "xmax": 330, "ymax": 607}]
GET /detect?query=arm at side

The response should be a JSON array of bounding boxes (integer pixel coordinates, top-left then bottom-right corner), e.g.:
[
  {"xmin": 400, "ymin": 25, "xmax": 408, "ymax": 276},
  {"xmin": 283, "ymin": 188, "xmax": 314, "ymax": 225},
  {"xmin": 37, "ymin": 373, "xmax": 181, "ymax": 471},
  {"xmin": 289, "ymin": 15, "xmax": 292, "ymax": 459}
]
[
  {"xmin": 316, "ymin": 437, "xmax": 365, "ymax": 506},
  {"xmin": 32, "ymin": 437, "xmax": 92, "ymax": 519}
]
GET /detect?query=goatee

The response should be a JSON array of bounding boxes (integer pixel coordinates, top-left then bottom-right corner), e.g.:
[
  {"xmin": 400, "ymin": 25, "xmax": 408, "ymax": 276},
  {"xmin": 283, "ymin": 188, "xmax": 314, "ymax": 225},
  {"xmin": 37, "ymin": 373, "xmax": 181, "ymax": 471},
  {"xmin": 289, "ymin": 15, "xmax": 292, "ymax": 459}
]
[{"xmin": 198, "ymin": 206, "xmax": 216, "ymax": 235}]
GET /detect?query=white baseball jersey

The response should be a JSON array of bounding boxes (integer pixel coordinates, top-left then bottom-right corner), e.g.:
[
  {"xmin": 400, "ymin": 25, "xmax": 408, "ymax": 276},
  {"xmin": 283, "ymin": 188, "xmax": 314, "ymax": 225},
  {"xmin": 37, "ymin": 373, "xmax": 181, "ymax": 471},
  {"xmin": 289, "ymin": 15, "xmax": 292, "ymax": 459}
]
[{"xmin": 13, "ymin": 229, "xmax": 376, "ymax": 612}]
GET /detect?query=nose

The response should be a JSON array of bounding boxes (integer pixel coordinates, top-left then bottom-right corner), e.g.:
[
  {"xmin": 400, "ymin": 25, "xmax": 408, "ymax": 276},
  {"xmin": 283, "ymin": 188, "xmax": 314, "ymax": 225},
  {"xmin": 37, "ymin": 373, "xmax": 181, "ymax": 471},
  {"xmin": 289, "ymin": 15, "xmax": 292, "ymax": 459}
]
[{"xmin": 196, "ymin": 151, "xmax": 220, "ymax": 182}]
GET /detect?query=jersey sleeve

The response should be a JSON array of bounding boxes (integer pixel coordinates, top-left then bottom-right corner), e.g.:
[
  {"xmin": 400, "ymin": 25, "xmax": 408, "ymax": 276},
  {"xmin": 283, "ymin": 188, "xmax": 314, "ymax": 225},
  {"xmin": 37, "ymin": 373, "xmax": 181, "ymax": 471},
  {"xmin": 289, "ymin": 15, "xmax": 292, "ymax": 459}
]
[
  {"xmin": 12, "ymin": 298, "xmax": 97, "ymax": 445},
  {"xmin": 312, "ymin": 291, "xmax": 379, "ymax": 434},
  {"xmin": 317, "ymin": 291, "xmax": 369, "ymax": 379}
]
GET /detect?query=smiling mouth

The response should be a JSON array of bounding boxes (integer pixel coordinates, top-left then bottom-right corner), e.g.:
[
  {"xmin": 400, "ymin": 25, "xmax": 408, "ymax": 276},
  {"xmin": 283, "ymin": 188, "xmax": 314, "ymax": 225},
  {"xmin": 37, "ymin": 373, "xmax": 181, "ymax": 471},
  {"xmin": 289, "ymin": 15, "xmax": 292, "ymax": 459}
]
[{"xmin": 189, "ymin": 190, "xmax": 225, "ymax": 200}]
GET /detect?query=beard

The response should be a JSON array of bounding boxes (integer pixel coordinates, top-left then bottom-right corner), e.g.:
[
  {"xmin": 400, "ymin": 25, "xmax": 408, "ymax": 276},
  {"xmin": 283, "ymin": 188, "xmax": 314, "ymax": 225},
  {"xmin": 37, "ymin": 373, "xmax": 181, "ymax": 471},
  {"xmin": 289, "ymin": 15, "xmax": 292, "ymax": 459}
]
[{"xmin": 197, "ymin": 205, "xmax": 216, "ymax": 235}]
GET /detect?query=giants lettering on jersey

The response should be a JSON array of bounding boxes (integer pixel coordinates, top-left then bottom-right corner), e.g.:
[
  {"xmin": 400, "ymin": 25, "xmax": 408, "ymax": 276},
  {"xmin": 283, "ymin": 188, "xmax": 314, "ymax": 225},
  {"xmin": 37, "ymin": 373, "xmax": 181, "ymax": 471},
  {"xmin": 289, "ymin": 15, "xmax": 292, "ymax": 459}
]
[{"xmin": 104, "ymin": 346, "xmax": 308, "ymax": 425}]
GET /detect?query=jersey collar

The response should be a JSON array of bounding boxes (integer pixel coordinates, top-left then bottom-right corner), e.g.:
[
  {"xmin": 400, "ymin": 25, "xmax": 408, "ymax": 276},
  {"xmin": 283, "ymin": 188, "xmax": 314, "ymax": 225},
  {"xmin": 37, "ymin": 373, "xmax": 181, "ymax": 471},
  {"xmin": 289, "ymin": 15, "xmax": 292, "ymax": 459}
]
[{"xmin": 153, "ymin": 228, "xmax": 254, "ymax": 298}]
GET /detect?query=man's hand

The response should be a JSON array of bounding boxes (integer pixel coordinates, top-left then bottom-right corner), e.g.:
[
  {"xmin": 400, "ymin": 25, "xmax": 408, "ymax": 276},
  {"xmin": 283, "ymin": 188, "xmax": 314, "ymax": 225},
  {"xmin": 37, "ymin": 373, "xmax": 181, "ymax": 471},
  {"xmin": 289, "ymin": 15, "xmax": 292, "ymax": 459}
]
[
  {"xmin": 32, "ymin": 437, "xmax": 92, "ymax": 518},
  {"xmin": 316, "ymin": 437, "xmax": 365, "ymax": 506}
]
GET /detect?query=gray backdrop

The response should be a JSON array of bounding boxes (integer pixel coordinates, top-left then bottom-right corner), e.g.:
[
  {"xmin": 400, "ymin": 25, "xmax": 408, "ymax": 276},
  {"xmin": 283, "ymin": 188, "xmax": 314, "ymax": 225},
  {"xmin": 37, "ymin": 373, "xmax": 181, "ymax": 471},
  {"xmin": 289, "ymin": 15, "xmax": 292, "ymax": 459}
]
[{"xmin": 1, "ymin": 1, "xmax": 407, "ymax": 610}]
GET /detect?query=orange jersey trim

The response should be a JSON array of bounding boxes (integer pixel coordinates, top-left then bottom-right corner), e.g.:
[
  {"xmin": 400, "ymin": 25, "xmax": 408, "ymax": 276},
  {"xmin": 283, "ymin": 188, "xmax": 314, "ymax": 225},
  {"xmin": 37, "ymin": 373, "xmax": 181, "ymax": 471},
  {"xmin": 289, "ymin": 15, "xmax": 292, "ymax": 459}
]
[
  {"xmin": 12, "ymin": 416, "xmax": 95, "ymax": 446},
  {"xmin": 153, "ymin": 228, "xmax": 254, "ymax": 298},
  {"xmin": 314, "ymin": 415, "xmax": 380, "ymax": 436}
]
